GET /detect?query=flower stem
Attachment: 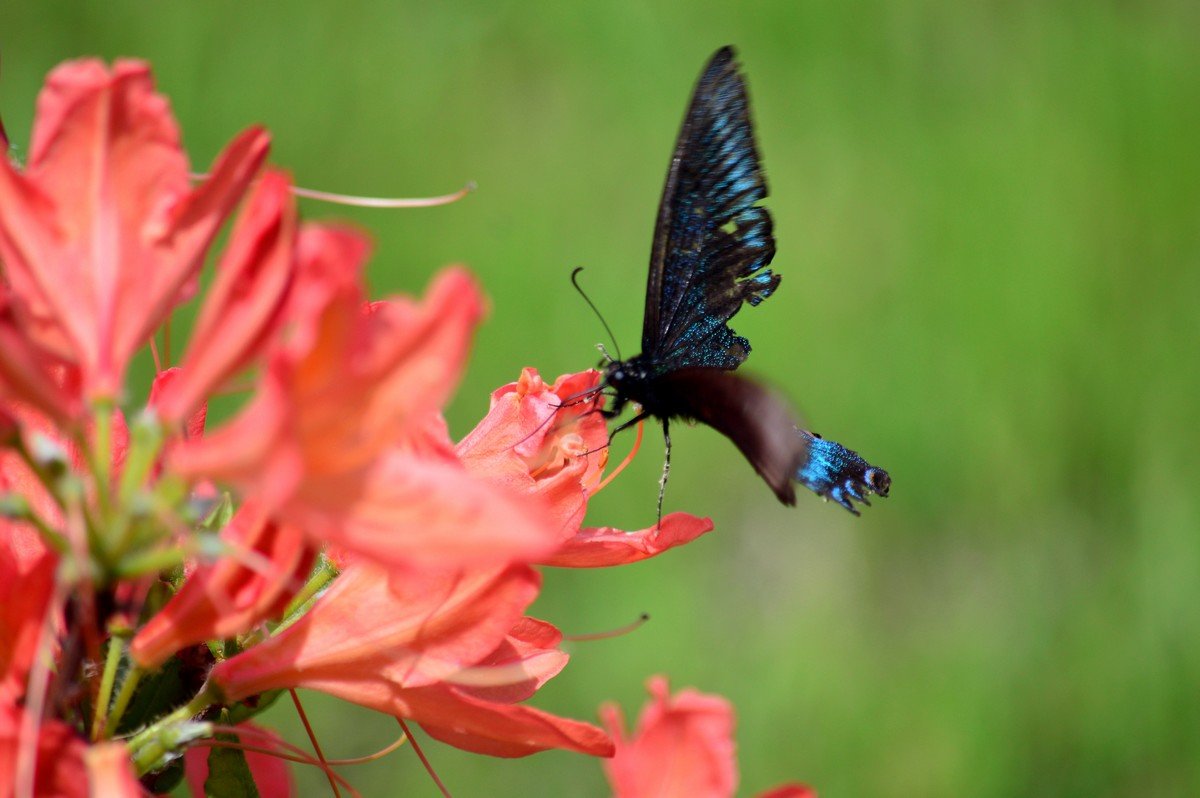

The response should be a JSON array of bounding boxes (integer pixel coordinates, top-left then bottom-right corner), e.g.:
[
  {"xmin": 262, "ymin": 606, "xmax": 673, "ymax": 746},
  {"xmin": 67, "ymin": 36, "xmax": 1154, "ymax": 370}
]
[
  {"xmin": 111, "ymin": 545, "xmax": 190, "ymax": 579},
  {"xmin": 88, "ymin": 401, "xmax": 114, "ymax": 520},
  {"xmin": 128, "ymin": 683, "xmax": 218, "ymax": 773},
  {"xmin": 103, "ymin": 412, "xmax": 166, "ymax": 562},
  {"xmin": 102, "ymin": 663, "xmax": 143, "ymax": 740},
  {"xmin": 117, "ymin": 413, "xmax": 164, "ymax": 513},
  {"xmin": 289, "ymin": 689, "xmax": 341, "ymax": 798},
  {"xmin": 90, "ymin": 635, "xmax": 124, "ymax": 740},
  {"xmin": 277, "ymin": 555, "xmax": 338, "ymax": 632},
  {"xmin": 0, "ymin": 493, "xmax": 69, "ymax": 554}
]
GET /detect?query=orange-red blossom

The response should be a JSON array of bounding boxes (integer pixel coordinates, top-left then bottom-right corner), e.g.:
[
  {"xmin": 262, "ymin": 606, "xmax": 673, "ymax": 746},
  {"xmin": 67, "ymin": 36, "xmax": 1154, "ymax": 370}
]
[
  {"xmin": 602, "ymin": 676, "xmax": 815, "ymax": 798},
  {"xmin": 0, "ymin": 54, "xmax": 745, "ymax": 795}
]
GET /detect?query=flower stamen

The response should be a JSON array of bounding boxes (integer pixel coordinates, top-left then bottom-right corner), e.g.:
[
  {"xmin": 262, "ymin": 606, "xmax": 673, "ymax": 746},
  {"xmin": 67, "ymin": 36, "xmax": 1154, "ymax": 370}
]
[
  {"xmin": 189, "ymin": 173, "xmax": 476, "ymax": 209},
  {"xmin": 564, "ymin": 612, "xmax": 651, "ymax": 643},
  {"xmin": 288, "ymin": 688, "xmax": 341, "ymax": 798},
  {"xmin": 396, "ymin": 718, "xmax": 453, "ymax": 798},
  {"xmin": 590, "ymin": 416, "xmax": 644, "ymax": 496}
]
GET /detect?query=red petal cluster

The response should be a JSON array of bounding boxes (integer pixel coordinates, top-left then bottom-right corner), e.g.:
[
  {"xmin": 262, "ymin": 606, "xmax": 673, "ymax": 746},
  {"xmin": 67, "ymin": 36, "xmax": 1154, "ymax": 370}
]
[
  {"xmin": 212, "ymin": 562, "xmax": 612, "ymax": 758},
  {"xmin": 129, "ymin": 501, "xmax": 315, "ymax": 669},
  {"xmin": 171, "ymin": 230, "xmax": 561, "ymax": 571},
  {"xmin": 0, "ymin": 56, "xmax": 738, "ymax": 793},
  {"xmin": 457, "ymin": 367, "xmax": 715, "ymax": 566},
  {"xmin": 602, "ymin": 676, "xmax": 815, "ymax": 798},
  {"xmin": 0, "ymin": 59, "xmax": 268, "ymax": 406}
]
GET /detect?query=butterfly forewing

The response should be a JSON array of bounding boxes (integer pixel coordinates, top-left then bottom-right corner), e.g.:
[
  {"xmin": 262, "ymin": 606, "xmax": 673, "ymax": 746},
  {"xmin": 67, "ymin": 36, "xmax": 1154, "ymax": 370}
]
[
  {"xmin": 642, "ymin": 46, "xmax": 778, "ymax": 371},
  {"xmin": 600, "ymin": 46, "xmax": 889, "ymax": 513}
]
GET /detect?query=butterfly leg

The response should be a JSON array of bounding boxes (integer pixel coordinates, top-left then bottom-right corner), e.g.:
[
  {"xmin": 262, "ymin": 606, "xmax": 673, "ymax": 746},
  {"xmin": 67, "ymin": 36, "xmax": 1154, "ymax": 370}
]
[
  {"xmin": 655, "ymin": 418, "xmax": 672, "ymax": 528},
  {"xmin": 607, "ymin": 410, "xmax": 649, "ymax": 445}
]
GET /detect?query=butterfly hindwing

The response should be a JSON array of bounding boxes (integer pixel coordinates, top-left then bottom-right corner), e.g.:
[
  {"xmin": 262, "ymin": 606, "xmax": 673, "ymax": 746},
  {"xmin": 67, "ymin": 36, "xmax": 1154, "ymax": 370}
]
[
  {"xmin": 642, "ymin": 46, "xmax": 778, "ymax": 372},
  {"xmin": 657, "ymin": 368, "xmax": 803, "ymax": 505}
]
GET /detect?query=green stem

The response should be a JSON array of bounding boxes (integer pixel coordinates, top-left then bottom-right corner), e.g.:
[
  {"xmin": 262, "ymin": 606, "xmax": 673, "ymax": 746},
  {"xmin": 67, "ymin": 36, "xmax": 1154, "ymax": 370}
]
[
  {"xmin": 103, "ymin": 664, "xmax": 143, "ymax": 740},
  {"xmin": 88, "ymin": 401, "xmax": 114, "ymax": 520},
  {"xmin": 111, "ymin": 413, "xmax": 165, "ymax": 556},
  {"xmin": 111, "ymin": 545, "xmax": 190, "ymax": 580},
  {"xmin": 0, "ymin": 493, "xmax": 69, "ymax": 555},
  {"xmin": 7, "ymin": 437, "xmax": 71, "ymax": 554},
  {"xmin": 277, "ymin": 555, "xmax": 339, "ymax": 633},
  {"xmin": 91, "ymin": 636, "xmax": 125, "ymax": 740},
  {"xmin": 129, "ymin": 683, "xmax": 217, "ymax": 755},
  {"xmin": 129, "ymin": 681, "xmax": 218, "ymax": 768}
]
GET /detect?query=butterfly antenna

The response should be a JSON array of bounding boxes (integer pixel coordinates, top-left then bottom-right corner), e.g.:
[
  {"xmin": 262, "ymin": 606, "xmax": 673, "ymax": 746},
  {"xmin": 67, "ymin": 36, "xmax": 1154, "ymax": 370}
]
[{"xmin": 571, "ymin": 267, "xmax": 623, "ymax": 362}]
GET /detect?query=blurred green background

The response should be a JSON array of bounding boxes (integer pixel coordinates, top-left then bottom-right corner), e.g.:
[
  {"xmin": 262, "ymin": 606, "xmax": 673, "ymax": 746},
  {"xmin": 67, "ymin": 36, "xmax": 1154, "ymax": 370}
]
[{"xmin": 4, "ymin": 1, "xmax": 1198, "ymax": 795}]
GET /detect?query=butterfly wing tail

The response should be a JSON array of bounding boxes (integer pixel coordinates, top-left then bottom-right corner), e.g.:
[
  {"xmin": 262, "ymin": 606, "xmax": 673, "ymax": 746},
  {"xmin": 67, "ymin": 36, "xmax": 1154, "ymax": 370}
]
[{"xmin": 794, "ymin": 430, "xmax": 891, "ymax": 515}]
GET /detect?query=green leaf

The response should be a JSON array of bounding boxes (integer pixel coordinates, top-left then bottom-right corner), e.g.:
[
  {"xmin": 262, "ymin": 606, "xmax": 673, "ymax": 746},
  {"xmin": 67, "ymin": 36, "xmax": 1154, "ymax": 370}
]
[
  {"xmin": 225, "ymin": 689, "xmax": 284, "ymax": 725},
  {"xmin": 202, "ymin": 742, "xmax": 260, "ymax": 798}
]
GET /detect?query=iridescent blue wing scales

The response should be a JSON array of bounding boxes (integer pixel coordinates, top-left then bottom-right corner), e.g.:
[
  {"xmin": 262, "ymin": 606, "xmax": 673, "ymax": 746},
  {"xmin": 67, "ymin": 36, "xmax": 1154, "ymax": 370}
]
[
  {"xmin": 642, "ymin": 46, "xmax": 778, "ymax": 371},
  {"xmin": 795, "ymin": 430, "xmax": 892, "ymax": 515}
]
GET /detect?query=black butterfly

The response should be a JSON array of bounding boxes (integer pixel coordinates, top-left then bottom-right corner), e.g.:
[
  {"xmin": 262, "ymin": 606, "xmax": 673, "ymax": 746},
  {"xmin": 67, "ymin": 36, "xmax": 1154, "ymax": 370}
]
[{"xmin": 600, "ymin": 46, "xmax": 890, "ymax": 515}]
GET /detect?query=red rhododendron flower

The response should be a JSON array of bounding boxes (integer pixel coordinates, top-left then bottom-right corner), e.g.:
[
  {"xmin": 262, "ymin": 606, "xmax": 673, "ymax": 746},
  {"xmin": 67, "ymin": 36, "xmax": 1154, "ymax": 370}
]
[
  {"xmin": 150, "ymin": 169, "xmax": 297, "ymax": 425},
  {"xmin": 172, "ymin": 228, "xmax": 561, "ymax": 570},
  {"xmin": 0, "ymin": 706, "xmax": 142, "ymax": 798},
  {"xmin": 0, "ymin": 55, "xmax": 738, "ymax": 795},
  {"xmin": 83, "ymin": 742, "xmax": 144, "ymax": 798},
  {"xmin": 455, "ymin": 367, "xmax": 714, "ymax": 566},
  {"xmin": 601, "ymin": 676, "xmax": 814, "ymax": 798},
  {"xmin": 129, "ymin": 501, "xmax": 315, "ymax": 669},
  {"xmin": 211, "ymin": 562, "xmax": 613, "ymax": 758},
  {"xmin": 0, "ymin": 525, "xmax": 55, "ymax": 702},
  {"xmin": 0, "ymin": 706, "xmax": 88, "ymax": 798},
  {"xmin": 0, "ymin": 59, "xmax": 268, "ymax": 404}
]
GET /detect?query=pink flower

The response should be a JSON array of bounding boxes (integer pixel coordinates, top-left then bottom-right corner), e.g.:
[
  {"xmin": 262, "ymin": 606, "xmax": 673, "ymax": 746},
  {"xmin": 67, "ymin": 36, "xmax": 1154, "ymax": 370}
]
[
  {"xmin": 601, "ymin": 676, "xmax": 814, "ymax": 798},
  {"xmin": 83, "ymin": 742, "xmax": 144, "ymax": 798},
  {"xmin": 0, "ymin": 60, "xmax": 269, "ymax": 405},
  {"xmin": 0, "ymin": 528, "xmax": 55, "ymax": 704},
  {"xmin": 129, "ymin": 501, "xmax": 316, "ymax": 669},
  {"xmin": 0, "ymin": 706, "xmax": 88, "ymax": 798},
  {"xmin": 455, "ymin": 367, "xmax": 715, "ymax": 567},
  {"xmin": 171, "ymin": 228, "xmax": 561, "ymax": 570},
  {"xmin": 211, "ymin": 562, "xmax": 613, "ymax": 758},
  {"xmin": 0, "ymin": 705, "xmax": 142, "ymax": 798},
  {"xmin": 150, "ymin": 169, "xmax": 297, "ymax": 425}
]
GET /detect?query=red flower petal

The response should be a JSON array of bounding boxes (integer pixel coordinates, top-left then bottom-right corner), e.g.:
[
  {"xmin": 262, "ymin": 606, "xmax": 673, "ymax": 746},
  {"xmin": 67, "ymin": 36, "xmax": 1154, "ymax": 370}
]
[
  {"xmin": 0, "ymin": 705, "xmax": 88, "ymax": 798},
  {"xmin": 212, "ymin": 563, "xmax": 541, "ymax": 701},
  {"xmin": 174, "ymin": 236, "xmax": 558, "ymax": 569},
  {"xmin": 130, "ymin": 501, "xmax": 316, "ymax": 669},
  {"xmin": 457, "ymin": 368, "xmax": 609, "ymax": 535},
  {"xmin": 0, "ymin": 59, "xmax": 268, "ymax": 400},
  {"xmin": 449, "ymin": 617, "xmax": 568, "ymax": 705},
  {"xmin": 0, "ymin": 525, "xmax": 55, "ymax": 701},
  {"xmin": 275, "ymin": 449, "xmax": 559, "ymax": 568},
  {"xmin": 154, "ymin": 169, "xmax": 297, "ymax": 424},
  {"xmin": 457, "ymin": 367, "xmax": 714, "ymax": 567},
  {"xmin": 543, "ymin": 512, "xmax": 715, "ymax": 568},
  {"xmin": 212, "ymin": 563, "xmax": 610, "ymax": 759},
  {"xmin": 602, "ymin": 675, "xmax": 738, "ymax": 798},
  {"xmin": 83, "ymin": 742, "xmax": 143, "ymax": 798},
  {"xmin": 407, "ymin": 685, "xmax": 614, "ymax": 758},
  {"xmin": 0, "ymin": 298, "xmax": 78, "ymax": 422}
]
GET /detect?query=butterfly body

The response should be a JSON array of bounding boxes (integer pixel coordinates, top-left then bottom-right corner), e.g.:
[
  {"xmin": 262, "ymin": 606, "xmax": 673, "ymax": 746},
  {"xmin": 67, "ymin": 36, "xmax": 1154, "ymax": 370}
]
[{"xmin": 599, "ymin": 46, "xmax": 890, "ymax": 515}]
